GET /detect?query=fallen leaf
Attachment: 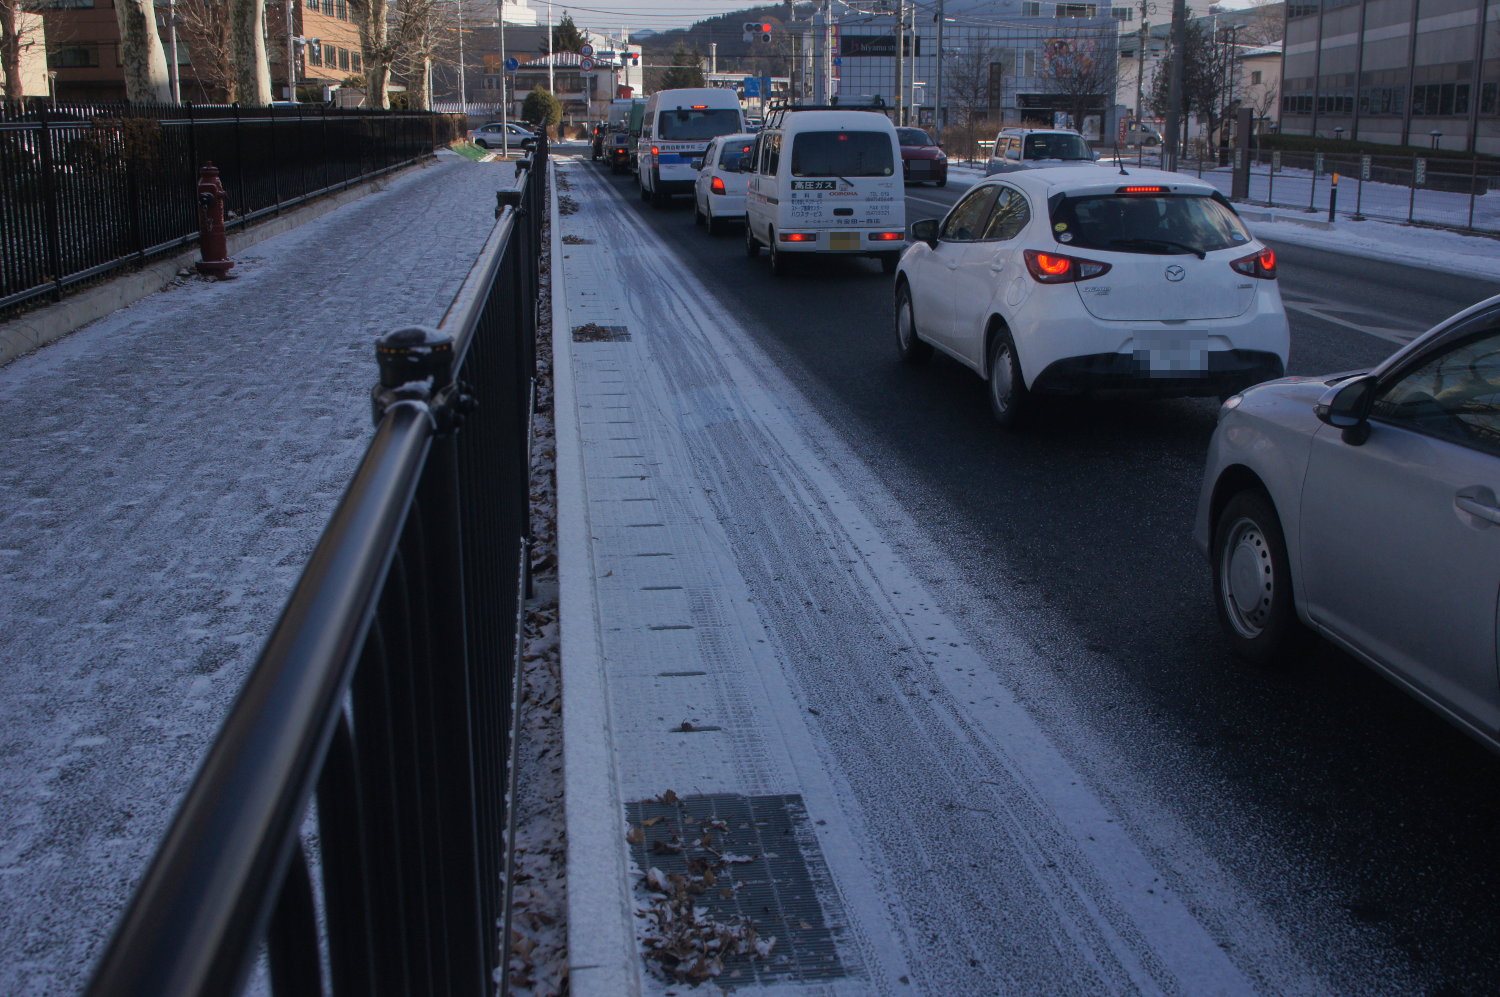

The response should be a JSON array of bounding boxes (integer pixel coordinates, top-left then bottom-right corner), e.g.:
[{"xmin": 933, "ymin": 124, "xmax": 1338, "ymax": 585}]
[{"xmin": 626, "ymin": 825, "xmax": 644, "ymax": 845}]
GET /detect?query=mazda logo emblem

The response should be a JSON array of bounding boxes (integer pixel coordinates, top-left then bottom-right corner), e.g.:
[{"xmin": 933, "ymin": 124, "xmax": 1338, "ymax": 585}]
[{"xmin": 1165, "ymin": 265, "xmax": 1186, "ymax": 282}]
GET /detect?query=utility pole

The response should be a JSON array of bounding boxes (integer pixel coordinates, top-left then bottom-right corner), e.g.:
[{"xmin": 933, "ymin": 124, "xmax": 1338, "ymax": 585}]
[
  {"xmin": 934, "ymin": 0, "xmax": 944, "ymax": 143},
  {"xmin": 813, "ymin": 3, "xmax": 826, "ymax": 102},
  {"xmin": 896, "ymin": 0, "xmax": 904, "ymax": 125},
  {"xmin": 457, "ymin": 0, "xmax": 467, "ymax": 118},
  {"xmin": 498, "ymin": 0, "xmax": 510, "ymax": 154},
  {"xmin": 1135, "ymin": 0, "xmax": 1153, "ymax": 123},
  {"xmin": 285, "ymin": 0, "xmax": 297, "ymax": 102},
  {"xmin": 710, "ymin": 41, "xmax": 717, "ymax": 74},
  {"xmin": 547, "ymin": 0, "xmax": 554, "ymax": 96},
  {"xmin": 1163, "ymin": 0, "xmax": 1184, "ymax": 170}
]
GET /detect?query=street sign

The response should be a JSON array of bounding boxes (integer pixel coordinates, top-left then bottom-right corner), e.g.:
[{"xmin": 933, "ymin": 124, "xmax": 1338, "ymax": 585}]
[
  {"xmin": 742, "ymin": 76, "xmax": 760, "ymax": 98},
  {"xmin": 1272, "ymin": 150, "xmax": 1281, "ymax": 173},
  {"xmin": 1314, "ymin": 152, "xmax": 1324, "ymax": 175},
  {"xmin": 579, "ymin": 57, "xmax": 594, "ymax": 71},
  {"xmin": 1360, "ymin": 154, "xmax": 1372, "ymax": 180},
  {"xmin": 580, "ymin": 43, "xmax": 594, "ymax": 57},
  {"xmin": 1415, "ymin": 158, "xmax": 1427, "ymax": 186},
  {"xmin": 504, "ymin": 56, "xmax": 519, "ymax": 72}
]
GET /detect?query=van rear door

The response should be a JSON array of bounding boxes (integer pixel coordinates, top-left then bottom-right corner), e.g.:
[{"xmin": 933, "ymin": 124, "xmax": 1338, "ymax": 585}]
[{"xmin": 786, "ymin": 130, "xmax": 903, "ymax": 245}]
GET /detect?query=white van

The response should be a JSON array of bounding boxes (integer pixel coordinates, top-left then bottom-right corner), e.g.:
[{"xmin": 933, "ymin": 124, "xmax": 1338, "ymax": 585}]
[
  {"xmin": 636, "ymin": 88, "xmax": 745, "ymax": 205},
  {"xmin": 743, "ymin": 106, "xmax": 906, "ymax": 275}
]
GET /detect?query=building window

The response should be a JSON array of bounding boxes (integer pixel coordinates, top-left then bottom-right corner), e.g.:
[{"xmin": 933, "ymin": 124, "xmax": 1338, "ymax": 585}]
[
  {"xmin": 335, "ymin": 0, "xmax": 347, "ymax": 18},
  {"xmin": 351, "ymin": 51, "xmax": 361, "ymax": 71},
  {"xmin": 1057, "ymin": 4, "xmax": 1097, "ymax": 16},
  {"xmin": 1251, "ymin": 70, "xmax": 1262, "ymax": 84},
  {"xmin": 48, "ymin": 45, "xmax": 99, "ymax": 68},
  {"xmin": 1022, "ymin": 2, "xmax": 1043, "ymax": 15},
  {"xmin": 1112, "ymin": 7, "xmax": 1133, "ymax": 20},
  {"xmin": 1287, "ymin": 1, "xmax": 1318, "ymax": 16},
  {"xmin": 338, "ymin": 47, "xmax": 350, "ymax": 70}
]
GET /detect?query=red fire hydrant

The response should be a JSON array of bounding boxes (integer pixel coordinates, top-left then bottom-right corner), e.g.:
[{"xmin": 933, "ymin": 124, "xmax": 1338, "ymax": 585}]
[{"xmin": 195, "ymin": 162, "xmax": 234, "ymax": 279}]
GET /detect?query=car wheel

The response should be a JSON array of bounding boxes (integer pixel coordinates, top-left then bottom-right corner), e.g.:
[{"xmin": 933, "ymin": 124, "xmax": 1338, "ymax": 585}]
[
  {"xmin": 894, "ymin": 282, "xmax": 933, "ymax": 365},
  {"xmin": 706, "ymin": 208, "xmax": 721, "ymax": 236},
  {"xmin": 475, "ymin": 139, "xmax": 490, "ymax": 149},
  {"xmin": 639, "ymin": 181, "xmax": 651, "ymax": 203},
  {"xmin": 769, "ymin": 230, "xmax": 790, "ymax": 275},
  {"xmin": 693, "ymin": 199, "xmax": 705, "ymax": 225},
  {"xmin": 745, "ymin": 222, "xmax": 760, "ymax": 257},
  {"xmin": 936, "ymin": 178, "xmax": 948, "ymax": 188},
  {"xmin": 986, "ymin": 326, "xmax": 1028, "ymax": 427},
  {"xmin": 1212, "ymin": 489, "xmax": 1303, "ymax": 667}
]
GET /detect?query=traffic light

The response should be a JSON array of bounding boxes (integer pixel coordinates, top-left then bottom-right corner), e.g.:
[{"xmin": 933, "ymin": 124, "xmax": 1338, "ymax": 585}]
[
  {"xmin": 742, "ymin": 21, "xmax": 758, "ymax": 42},
  {"xmin": 758, "ymin": 22, "xmax": 772, "ymax": 43}
]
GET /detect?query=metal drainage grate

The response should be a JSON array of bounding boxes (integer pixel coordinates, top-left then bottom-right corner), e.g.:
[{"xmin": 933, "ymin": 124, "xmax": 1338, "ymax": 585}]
[
  {"xmin": 572, "ymin": 323, "xmax": 630, "ymax": 343},
  {"xmin": 625, "ymin": 792, "xmax": 848, "ymax": 986}
]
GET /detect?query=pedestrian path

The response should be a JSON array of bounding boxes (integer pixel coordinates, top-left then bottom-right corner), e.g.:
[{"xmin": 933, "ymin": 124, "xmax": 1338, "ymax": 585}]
[{"xmin": 0, "ymin": 151, "xmax": 519, "ymax": 997}]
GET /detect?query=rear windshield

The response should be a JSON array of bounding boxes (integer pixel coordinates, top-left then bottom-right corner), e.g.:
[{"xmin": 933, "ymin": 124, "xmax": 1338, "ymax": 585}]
[
  {"xmin": 896, "ymin": 128, "xmax": 933, "ymax": 146},
  {"xmin": 1023, "ymin": 133, "xmax": 1092, "ymax": 161},
  {"xmin": 718, "ymin": 141, "xmax": 753, "ymax": 170},
  {"xmin": 790, "ymin": 131, "xmax": 895, "ymax": 177},
  {"xmin": 1050, "ymin": 193, "xmax": 1253, "ymax": 255},
  {"xmin": 658, "ymin": 108, "xmax": 741, "ymax": 141}
]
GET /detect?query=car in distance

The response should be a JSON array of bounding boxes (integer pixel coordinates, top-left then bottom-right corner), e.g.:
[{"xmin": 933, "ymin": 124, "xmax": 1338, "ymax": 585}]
[
  {"xmin": 1196, "ymin": 293, "xmax": 1500, "ymax": 754},
  {"xmin": 467, "ymin": 121, "xmax": 538, "ymax": 150},
  {"xmin": 896, "ymin": 127, "xmax": 948, "ymax": 187},
  {"xmin": 604, "ymin": 130, "xmax": 633, "ymax": 174},
  {"xmin": 692, "ymin": 132, "xmax": 756, "ymax": 235},
  {"xmin": 893, "ymin": 166, "xmax": 1288, "ymax": 426},
  {"xmin": 985, "ymin": 127, "xmax": 1098, "ymax": 174}
]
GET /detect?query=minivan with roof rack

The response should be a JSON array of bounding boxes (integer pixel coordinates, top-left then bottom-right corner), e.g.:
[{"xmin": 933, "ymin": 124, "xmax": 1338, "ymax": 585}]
[{"xmin": 743, "ymin": 103, "xmax": 906, "ymax": 275}]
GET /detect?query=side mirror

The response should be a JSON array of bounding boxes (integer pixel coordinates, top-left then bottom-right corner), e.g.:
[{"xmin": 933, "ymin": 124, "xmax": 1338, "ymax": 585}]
[
  {"xmin": 1314, "ymin": 374, "xmax": 1377, "ymax": 445},
  {"xmin": 910, "ymin": 217, "xmax": 940, "ymax": 248},
  {"xmin": 1092, "ymin": 150, "xmax": 1102, "ymax": 160},
  {"xmin": 690, "ymin": 159, "xmax": 703, "ymax": 170}
]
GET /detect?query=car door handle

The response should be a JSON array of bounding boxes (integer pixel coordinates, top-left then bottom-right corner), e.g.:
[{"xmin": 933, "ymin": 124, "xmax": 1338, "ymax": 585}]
[
  {"xmin": 989, "ymin": 261, "xmax": 1005, "ymax": 272},
  {"xmin": 1455, "ymin": 493, "xmax": 1500, "ymax": 525}
]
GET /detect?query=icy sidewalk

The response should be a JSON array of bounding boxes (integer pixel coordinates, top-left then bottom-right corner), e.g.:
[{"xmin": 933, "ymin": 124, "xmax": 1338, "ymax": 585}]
[
  {"xmin": 0, "ymin": 153, "xmax": 520, "ymax": 997},
  {"xmin": 550, "ymin": 159, "xmax": 1321, "ymax": 996}
]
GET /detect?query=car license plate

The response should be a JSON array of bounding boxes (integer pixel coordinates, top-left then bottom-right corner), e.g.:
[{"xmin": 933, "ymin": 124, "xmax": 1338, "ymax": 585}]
[
  {"xmin": 1137, "ymin": 345, "xmax": 1206, "ymax": 373},
  {"xmin": 830, "ymin": 232, "xmax": 860, "ymax": 251}
]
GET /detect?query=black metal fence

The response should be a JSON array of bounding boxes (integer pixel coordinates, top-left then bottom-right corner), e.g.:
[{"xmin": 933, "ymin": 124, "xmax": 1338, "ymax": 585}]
[
  {"xmin": 0, "ymin": 100, "xmax": 464, "ymax": 319},
  {"xmin": 1107, "ymin": 143, "xmax": 1500, "ymax": 235},
  {"xmin": 82, "ymin": 138, "xmax": 547, "ymax": 997}
]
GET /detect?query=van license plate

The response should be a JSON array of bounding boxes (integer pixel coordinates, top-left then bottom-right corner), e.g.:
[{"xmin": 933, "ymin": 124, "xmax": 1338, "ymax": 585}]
[{"xmin": 830, "ymin": 232, "xmax": 860, "ymax": 251}]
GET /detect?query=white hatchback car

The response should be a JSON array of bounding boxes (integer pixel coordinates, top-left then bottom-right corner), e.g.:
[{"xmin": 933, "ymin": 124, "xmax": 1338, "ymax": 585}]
[
  {"xmin": 894, "ymin": 166, "xmax": 1289, "ymax": 426},
  {"xmin": 691, "ymin": 133, "xmax": 755, "ymax": 235},
  {"xmin": 1196, "ymin": 293, "xmax": 1500, "ymax": 753}
]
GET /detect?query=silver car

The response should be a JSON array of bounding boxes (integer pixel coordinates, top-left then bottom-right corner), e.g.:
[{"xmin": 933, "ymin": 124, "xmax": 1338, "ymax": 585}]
[{"xmin": 1196, "ymin": 293, "xmax": 1500, "ymax": 753}]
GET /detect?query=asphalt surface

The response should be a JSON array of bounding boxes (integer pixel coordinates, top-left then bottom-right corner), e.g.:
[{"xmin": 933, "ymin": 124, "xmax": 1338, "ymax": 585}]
[{"xmin": 593, "ymin": 160, "xmax": 1500, "ymax": 995}]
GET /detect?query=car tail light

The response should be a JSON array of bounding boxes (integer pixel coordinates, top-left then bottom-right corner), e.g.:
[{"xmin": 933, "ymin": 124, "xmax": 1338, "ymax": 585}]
[
  {"xmin": 1118, "ymin": 185, "xmax": 1169, "ymax": 194},
  {"xmin": 778, "ymin": 232, "xmax": 816, "ymax": 242},
  {"xmin": 867, "ymin": 232, "xmax": 904, "ymax": 241},
  {"xmin": 711, "ymin": 176, "xmax": 726, "ymax": 194},
  {"xmin": 1230, "ymin": 248, "xmax": 1277, "ymax": 279},
  {"xmin": 1023, "ymin": 249, "xmax": 1111, "ymax": 284}
]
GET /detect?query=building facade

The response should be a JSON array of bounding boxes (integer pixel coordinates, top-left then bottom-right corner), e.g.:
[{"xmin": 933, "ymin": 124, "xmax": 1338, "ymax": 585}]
[{"xmin": 1281, "ymin": 0, "xmax": 1500, "ymax": 153}]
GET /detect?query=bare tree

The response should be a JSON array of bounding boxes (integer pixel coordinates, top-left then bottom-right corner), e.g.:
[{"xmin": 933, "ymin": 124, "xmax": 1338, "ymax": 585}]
[
  {"xmin": 1036, "ymin": 27, "xmax": 1116, "ymax": 137},
  {"xmin": 1236, "ymin": 0, "xmax": 1285, "ymax": 48},
  {"xmin": 389, "ymin": 0, "xmax": 451, "ymax": 109},
  {"xmin": 944, "ymin": 41, "xmax": 1002, "ymax": 162},
  {"xmin": 1, "ymin": 0, "xmax": 46, "ymax": 100},
  {"xmin": 229, "ymin": 0, "xmax": 270, "ymax": 103},
  {"xmin": 348, "ymin": 0, "xmax": 394, "ymax": 108},
  {"xmin": 116, "ymin": 0, "xmax": 173, "ymax": 101},
  {"xmin": 173, "ymin": 0, "xmax": 236, "ymax": 100}
]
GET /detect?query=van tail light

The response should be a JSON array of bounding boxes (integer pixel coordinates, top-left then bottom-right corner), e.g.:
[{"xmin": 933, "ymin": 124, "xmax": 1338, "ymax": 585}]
[
  {"xmin": 1230, "ymin": 248, "xmax": 1277, "ymax": 279},
  {"xmin": 711, "ymin": 176, "xmax": 726, "ymax": 194},
  {"xmin": 778, "ymin": 232, "xmax": 816, "ymax": 242},
  {"xmin": 1023, "ymin": 249, "xmax": 1111, "ymax": 284},
  {"xmin": 650, "ymin": 145, "xmax": 660, "ymax": 166},
  {"xmin": 867, "ymin": 231, "xmax": 904, "ymax": 241}
]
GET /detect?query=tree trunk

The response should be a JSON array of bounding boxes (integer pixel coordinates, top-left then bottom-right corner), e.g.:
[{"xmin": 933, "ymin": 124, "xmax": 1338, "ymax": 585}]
[
  {"xmin": 114, "ymin": 0, "xmax": 172, "ymax": 102},
  {"xmin": 354, "ymin": 0, "xmax": 389, "ymax": 109},
  {"xmin": 1, "ymin": 0, "xmax": 23, "ymax": 101},
  {"xmin": 229, "ymin": 0, "xmax": 270, "ymax": 104}
]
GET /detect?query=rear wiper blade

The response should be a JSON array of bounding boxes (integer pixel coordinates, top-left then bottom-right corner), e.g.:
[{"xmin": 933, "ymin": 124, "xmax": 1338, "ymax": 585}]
[{"xmin": 1109, "ymin": 237, "xmax": 1205, "ymax": 259}]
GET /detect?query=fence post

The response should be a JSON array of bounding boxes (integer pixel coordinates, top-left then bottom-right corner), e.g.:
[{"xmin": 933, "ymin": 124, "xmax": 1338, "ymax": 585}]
[
  {"xmin": 1409, "ymin": 155, "xmax": 1418, "ymax": 222},
  {"xmin": 36, "ymin": 104, "xmax": 65, "ymax": 303},
  {"xmin": 1469, "ymin": 158, "xmax": 1479, "ymax": 231}
]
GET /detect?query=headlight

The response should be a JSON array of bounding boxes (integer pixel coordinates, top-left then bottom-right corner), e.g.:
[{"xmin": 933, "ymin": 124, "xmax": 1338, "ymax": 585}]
[{"xmin": 1217, "ymin": 394, "xmax": 1243, "ymax": 421}]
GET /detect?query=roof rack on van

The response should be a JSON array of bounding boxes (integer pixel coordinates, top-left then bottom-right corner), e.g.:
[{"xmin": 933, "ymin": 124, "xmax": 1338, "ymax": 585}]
[{"xmin": 764, "ymin": 96, "xmax": 888, "ymax": 129}]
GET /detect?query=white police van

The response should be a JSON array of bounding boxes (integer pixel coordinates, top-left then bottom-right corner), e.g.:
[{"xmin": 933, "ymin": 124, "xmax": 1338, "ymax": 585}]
[
  {"xmin": 636, "ymin": 88, "xmax": 745, "ymax": 205},
  {"xmin": 743, "ymin": 103, "xmax": 906, "ymax": 275}
]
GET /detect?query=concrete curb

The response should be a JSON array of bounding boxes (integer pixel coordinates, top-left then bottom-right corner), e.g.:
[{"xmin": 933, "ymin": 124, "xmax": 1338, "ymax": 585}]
[
  {"xmin": 0, "ymin": 164, "xmax": 418, "ymax": 369},
  {"xmin": 553, "ymin": 160, "xmax": 641, "ymax": 997}
]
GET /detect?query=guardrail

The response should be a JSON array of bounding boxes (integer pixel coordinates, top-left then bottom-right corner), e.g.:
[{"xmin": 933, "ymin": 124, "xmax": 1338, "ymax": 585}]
[
  {"xmin": 81, "ymin": 137, "xmax": 547, "ymax": 997},
  {"xmin": 0, "ymin": 100, "xmax": 463, "ymax": 320}
]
